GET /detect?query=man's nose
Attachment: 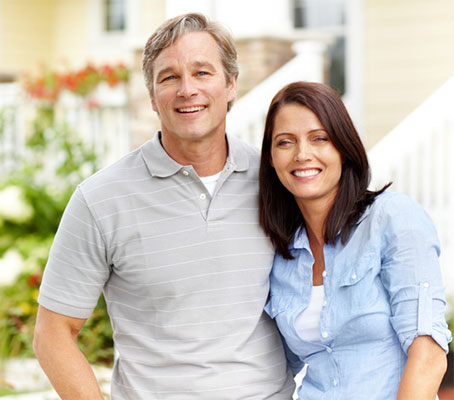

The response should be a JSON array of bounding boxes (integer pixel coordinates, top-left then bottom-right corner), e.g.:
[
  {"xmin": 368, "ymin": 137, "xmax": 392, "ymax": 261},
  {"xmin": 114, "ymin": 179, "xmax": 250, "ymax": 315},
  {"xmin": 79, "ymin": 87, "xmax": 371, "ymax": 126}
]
[{"xmin": 177, "ymin": 75, "xmax": 197, "ymax": 97}]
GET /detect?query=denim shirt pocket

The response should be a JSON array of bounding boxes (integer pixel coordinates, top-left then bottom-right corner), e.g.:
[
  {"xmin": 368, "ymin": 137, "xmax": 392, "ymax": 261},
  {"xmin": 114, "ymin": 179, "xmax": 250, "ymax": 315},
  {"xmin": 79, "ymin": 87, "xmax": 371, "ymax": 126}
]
[
  {"xmin": 265, "ymin": 295, "xmax": 291, "ymax": 319},
  {"xmin": 337, "ymin": 251, "xmax": 380, "ymax": 309}
]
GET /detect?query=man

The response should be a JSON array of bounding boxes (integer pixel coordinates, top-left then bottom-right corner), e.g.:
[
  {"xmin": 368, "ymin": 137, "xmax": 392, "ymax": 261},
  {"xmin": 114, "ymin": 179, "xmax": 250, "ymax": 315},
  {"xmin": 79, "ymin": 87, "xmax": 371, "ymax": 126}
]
[{"xmin": 34, "ymin": 13, "xmax": 295, "ymax": 399}]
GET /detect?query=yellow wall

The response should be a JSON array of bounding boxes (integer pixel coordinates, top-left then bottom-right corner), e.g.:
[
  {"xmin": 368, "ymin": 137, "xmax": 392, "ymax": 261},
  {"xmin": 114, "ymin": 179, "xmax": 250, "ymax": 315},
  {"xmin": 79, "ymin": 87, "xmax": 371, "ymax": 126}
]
[
  {"xmin": 52, "ymin": 0, "xmax": 91, "ymax": 68},
  {"xmin": 0, "ymin": 0, "xmax": 58, "ymax": 76},
  {"xmin": 137, "ymin": 0, "xmax": 166, "ymax": 43},
  {"xmin": 363, "ymin": 0, "xmax": 454, "ymax": 148},
  {"xmin": 0, "ymin": 0, "xmax": 165, "ymax": 78}
]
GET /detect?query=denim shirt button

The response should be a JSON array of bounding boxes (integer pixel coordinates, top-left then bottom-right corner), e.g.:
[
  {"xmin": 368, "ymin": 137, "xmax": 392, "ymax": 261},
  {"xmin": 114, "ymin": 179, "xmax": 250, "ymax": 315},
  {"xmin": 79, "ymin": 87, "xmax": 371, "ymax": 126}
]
[
  {"xmin": 322, "ymin": 271, "xmax": 327, "ymax": 277},
  {"xmin": 326, "ymin": 347, "xmax": 332, "ymax": 353},
  {"xmin": 333, "ymin": 379, "xmax": 338, "ymax": 386},
  {"xmin": 351, "ymin": 273, "xmax": 357, "ymax": 280},
  {"xmin": 321, "ymin": 331, "xmax": 328, "ymax": 338}
]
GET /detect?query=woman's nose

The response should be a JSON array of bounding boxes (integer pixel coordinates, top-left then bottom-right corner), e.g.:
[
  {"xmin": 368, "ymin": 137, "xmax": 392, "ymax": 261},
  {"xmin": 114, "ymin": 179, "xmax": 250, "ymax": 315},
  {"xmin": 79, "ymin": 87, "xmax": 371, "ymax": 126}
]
[{"xmin": 294, "ymin": 143, "xmax": 312, "ymax": 162}]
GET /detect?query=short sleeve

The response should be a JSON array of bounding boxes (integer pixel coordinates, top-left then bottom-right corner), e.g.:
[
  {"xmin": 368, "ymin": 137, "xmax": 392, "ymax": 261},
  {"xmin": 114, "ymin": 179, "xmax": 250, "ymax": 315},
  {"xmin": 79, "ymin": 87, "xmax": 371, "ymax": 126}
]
[
  {"xmin": 38, "ymin": 187, "xmax": 110, "ymax": 318},
  {"xmin": 379, "ymin": 193, "xmax": 452, "ymax": 354}
]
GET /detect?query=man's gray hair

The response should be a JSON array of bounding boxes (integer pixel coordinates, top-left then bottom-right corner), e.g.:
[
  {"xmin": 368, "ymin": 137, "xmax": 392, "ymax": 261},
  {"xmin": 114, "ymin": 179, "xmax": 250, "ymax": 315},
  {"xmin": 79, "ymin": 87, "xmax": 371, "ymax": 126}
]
[{"xmin": 142, "ymin": 13, "xmax": 239, "ymax": 110}]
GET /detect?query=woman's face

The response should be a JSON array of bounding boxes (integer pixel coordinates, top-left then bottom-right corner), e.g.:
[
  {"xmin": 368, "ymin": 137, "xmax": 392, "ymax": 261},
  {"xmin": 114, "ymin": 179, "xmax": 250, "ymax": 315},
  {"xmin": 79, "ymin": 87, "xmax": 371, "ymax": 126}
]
[{"xmin": 270, "ymin": 103, "xmax": 342, "ymax": 211}]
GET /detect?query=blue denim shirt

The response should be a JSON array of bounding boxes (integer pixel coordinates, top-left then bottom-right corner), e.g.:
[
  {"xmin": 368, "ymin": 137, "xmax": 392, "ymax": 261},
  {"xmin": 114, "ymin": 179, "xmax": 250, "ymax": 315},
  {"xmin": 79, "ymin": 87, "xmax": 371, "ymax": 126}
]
[{"xmin": 265, "ymin": 192, "xmax": 452, "ymax": 400}]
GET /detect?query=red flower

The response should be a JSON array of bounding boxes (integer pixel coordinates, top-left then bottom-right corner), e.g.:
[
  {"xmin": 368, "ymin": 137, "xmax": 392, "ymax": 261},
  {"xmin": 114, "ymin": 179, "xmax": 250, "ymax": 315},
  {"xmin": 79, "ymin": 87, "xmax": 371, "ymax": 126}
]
[
  {"xmin": 23, "ymin": 62, "xmax": 129, "ymax": 101},
  {"xmin": 27, "ymin": 273, "xmax": 42, "ymax": 287}
]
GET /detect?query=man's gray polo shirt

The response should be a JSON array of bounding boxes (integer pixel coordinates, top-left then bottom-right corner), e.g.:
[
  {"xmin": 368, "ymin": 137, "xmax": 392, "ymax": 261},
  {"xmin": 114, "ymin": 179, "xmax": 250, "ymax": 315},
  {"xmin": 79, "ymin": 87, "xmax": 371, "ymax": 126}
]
[{"xmin": 39, "ymin": 133, "xmax": 295, "ymax": 399}]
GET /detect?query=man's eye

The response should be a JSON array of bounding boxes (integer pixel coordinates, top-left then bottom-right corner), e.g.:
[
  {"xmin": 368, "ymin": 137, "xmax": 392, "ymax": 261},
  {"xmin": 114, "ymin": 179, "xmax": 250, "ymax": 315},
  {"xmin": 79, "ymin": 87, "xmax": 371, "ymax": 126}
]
[
  {"xmin": 197, "ymin": 71, "xmax": 209, "ymax": 76},
  {"xmin": 162, "ymin": 75, "xmax": 176, "ymax": 82}
]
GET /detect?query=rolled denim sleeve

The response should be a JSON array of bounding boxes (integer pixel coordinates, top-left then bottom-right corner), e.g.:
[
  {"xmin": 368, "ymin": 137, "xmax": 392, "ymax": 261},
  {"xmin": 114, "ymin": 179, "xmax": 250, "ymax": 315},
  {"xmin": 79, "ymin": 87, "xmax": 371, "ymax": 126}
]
[{"xmin": 379, "ymin": 193, "xmax": 452, "ymax": 354}]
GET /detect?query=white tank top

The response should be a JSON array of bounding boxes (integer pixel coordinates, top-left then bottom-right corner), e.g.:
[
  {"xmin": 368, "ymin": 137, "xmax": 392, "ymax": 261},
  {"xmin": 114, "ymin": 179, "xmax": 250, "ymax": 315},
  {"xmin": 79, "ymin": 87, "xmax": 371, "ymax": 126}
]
[{"xmin": 294, "ymin": 285, "xmax": 325, "ymax": 343}]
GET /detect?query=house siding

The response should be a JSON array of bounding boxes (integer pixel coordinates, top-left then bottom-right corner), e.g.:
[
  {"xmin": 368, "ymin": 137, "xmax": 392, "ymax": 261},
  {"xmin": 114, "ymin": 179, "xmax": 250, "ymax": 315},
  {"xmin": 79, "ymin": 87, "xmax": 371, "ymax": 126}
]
[{"xmin": 363, "ymin": 0, "xmax": 454, "ymax": 148}]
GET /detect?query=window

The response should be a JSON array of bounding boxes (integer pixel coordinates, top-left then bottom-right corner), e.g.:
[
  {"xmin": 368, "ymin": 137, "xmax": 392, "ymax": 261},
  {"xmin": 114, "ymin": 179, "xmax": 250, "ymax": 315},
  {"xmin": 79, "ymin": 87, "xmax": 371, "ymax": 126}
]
[
  {"xmin": 294, "ymin": 0, "xmax": 345, "ymax": 28},
  {"xmin": 104, "ymin": 0, "xmax": 126, "ymax": 32},
  {"xmin": 293, "ymin": 0, "xmax": 346, "ymax": 95}
]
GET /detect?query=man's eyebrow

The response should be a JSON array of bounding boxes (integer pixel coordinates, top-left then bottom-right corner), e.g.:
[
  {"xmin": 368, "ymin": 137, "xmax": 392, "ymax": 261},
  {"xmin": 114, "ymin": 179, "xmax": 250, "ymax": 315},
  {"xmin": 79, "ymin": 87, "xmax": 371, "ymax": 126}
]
[
  {"xmin": 192, "ymin": 60, "xmax": 216, "ymax": 70},
  {"xmin": 155, "ymin": 67, "xmax": 175, "ymax": 82}
]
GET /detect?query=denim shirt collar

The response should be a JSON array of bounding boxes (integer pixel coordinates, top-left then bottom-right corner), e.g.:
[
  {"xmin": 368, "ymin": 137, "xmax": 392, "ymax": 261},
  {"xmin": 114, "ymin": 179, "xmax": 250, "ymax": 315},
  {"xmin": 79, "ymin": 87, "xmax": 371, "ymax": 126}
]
[
  {"xmin": 290, "ymin": 204, "xmax": 373, "ymax": 251},
  {"xmin": 290, "ymin": 226, "xmax": 310, "ymax": 250}
]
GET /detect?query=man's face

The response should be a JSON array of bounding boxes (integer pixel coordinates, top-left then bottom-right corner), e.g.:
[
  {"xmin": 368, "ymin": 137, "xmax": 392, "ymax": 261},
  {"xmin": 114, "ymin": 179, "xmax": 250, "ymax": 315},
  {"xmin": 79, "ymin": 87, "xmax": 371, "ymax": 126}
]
[{"xmin": 151, "ymin": 31, "xmax": 236, "ymax": 149}]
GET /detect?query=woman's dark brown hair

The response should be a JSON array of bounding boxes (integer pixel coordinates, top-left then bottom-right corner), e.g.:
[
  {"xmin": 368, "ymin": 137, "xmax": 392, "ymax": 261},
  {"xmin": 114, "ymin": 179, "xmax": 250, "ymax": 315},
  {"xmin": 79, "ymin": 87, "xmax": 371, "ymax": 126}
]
[{"xmin": 259, "ymin": 81, "xmax": 390, "ymax": 259}]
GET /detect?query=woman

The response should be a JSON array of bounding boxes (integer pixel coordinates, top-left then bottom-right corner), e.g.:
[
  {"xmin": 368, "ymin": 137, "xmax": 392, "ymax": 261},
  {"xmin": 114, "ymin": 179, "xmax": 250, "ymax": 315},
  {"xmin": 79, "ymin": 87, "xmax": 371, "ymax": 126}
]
[{"xmin": 259, "ymin": 81, "xmax": 451, "ymax": 399}]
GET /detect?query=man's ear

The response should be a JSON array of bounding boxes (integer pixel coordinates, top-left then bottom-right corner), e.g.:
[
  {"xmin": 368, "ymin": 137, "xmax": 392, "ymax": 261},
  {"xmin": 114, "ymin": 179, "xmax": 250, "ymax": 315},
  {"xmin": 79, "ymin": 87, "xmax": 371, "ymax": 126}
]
[
  {"xmin": 151, "ymin": 97, "xmax": 158, "ymax": 113},
  {"xmin": 227, "ymin": 78, "xmax": 237, "ymax": 103}
]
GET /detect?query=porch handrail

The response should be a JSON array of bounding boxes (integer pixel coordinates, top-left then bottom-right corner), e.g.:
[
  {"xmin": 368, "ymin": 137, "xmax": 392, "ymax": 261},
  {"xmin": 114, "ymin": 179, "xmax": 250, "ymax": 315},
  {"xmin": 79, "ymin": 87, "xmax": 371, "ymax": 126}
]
[{"xmin": 368, "ymin": 76, "xmax": 454, "ymax": 295}]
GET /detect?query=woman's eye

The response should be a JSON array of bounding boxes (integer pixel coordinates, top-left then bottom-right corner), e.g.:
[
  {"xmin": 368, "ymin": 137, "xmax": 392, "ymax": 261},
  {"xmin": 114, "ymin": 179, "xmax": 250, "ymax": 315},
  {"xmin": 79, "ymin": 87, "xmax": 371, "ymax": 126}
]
[
  {"xmin": 277, "ymin": 139, "xmax": 293, "ymax": 146},
  {"xmin": 197, "ymin": 71, "xmax": 209, "ymax": 76},
  {"xmin": 314, "ymin": 136, "xmax": 328, "ymax": 142}
]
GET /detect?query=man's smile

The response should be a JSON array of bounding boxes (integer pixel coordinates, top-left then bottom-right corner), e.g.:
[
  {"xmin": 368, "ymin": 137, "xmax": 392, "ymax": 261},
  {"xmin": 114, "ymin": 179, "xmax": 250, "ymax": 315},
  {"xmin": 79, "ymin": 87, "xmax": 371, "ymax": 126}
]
[{"xmin": 176, "ymin": 105, "xmax": 207, "ymax": 113}]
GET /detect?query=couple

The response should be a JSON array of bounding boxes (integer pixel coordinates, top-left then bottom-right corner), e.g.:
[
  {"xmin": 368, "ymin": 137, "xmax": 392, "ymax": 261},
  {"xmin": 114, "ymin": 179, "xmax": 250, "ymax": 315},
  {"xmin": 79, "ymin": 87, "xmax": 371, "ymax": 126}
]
[{"xmin": 34, "ymin": 13, "xmax": 451, "ymax": 400}]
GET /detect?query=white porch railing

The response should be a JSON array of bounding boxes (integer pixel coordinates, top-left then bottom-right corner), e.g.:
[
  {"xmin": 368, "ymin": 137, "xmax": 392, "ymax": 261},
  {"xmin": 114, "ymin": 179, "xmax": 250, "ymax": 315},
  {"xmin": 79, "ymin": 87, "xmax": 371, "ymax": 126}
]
[
  {"xmin": 0, "ymin": 84, "xmax": 26, "ymax": 171},
  {"xmin": 0, "ymin": 83, "xmax": 130, "ymax": 171},
  {"xmin": 368, "ymin": 77, "xmax": 454, "ymax": 296},
  {"xmin": 56, "ymin": 83, "xmax": 130, "ymax": 167},
  {"xmin": 228, "ymin": 41, "xmax": 326, "ymax": 148}
]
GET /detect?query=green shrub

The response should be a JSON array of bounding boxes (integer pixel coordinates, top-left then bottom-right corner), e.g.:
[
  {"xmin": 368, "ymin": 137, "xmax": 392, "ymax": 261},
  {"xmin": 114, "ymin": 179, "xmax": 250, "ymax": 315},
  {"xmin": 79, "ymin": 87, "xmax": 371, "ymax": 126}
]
[{"xmin": 0, "ymin": 81, "xmax": 119, "ymax": 366}]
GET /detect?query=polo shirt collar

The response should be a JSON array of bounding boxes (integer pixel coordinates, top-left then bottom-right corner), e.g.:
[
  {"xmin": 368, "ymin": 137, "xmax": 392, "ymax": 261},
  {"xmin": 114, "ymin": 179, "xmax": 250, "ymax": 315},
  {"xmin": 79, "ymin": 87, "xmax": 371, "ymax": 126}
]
[
  {"xmin": 225, "ymin": 133, "xmax": 249, "ymax": 172},
  {"xmin": 141, "ymin": 132, "xmax": 182, "ymax": 178},
  {"xmin": 141, "ymin": 131, "xmax": 249, "ymax": 178}
]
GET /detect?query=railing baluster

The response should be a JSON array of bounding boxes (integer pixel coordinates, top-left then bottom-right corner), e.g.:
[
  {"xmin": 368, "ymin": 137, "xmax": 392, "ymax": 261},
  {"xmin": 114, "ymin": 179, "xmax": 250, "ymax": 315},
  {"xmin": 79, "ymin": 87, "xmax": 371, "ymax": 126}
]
[{"xmin": 368, "ymin": 77, "xmax": 454, "ymax": 296}]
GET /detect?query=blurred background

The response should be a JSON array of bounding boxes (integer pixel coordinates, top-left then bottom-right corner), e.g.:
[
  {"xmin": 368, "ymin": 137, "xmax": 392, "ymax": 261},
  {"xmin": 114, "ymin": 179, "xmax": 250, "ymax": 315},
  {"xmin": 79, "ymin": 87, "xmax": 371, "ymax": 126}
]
[{"xmin": 0, "ymin": 0, "xmax": 453, "ymax": 398}]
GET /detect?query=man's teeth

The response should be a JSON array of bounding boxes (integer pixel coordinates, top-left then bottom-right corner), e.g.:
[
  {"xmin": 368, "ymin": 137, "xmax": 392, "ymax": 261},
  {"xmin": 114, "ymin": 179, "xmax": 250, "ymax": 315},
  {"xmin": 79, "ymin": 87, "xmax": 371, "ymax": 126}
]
[
  {"xmin": 177, "ymin": 106, "xmax": 206, "ymax": 113},
  {"xmin": 293, "ymin": 169, "xmax": 320, "ymax": 177}
]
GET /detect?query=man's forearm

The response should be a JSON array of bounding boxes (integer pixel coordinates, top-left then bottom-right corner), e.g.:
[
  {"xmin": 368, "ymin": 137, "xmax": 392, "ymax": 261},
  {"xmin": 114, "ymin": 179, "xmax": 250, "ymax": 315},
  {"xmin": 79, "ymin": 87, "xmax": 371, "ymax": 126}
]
[
  {"xmin": 35, "ymin": 338, "xmax": 104, "ymax": 399},
  {"xmin": 34, "ymin": 306, "xmax": 104, "ymax": 399}
]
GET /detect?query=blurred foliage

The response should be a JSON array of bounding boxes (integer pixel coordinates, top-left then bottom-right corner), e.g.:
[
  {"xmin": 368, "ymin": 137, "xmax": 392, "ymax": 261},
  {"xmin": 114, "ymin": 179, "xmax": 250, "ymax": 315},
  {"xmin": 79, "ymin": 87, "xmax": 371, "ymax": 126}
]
[
  {"xmin": 0, "ymin": 91, "xmax": 114, "ymax": 366},
  {"xmin": 447, "ymin": 296, "xmax": 454, "ymax": 352}
]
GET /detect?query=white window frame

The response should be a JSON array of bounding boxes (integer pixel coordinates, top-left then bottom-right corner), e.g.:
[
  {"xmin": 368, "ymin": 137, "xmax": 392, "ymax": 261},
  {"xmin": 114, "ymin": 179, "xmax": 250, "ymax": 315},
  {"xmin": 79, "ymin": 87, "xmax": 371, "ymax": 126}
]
[{"xmin": 291, "ymin": 0, "xmax": 363, "ymax": 133}]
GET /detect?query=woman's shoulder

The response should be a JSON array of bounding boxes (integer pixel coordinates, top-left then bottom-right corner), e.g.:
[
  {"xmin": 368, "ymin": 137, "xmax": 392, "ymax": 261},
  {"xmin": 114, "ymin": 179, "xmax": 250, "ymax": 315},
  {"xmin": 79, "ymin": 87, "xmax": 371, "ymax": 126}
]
[
  {"xmin": 367, "ymin": 191, "xmax": 435, "ymax": 233},
  {"xmin": 369, "ymin": 190, "xmax": 424, "ymax": 215}
]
